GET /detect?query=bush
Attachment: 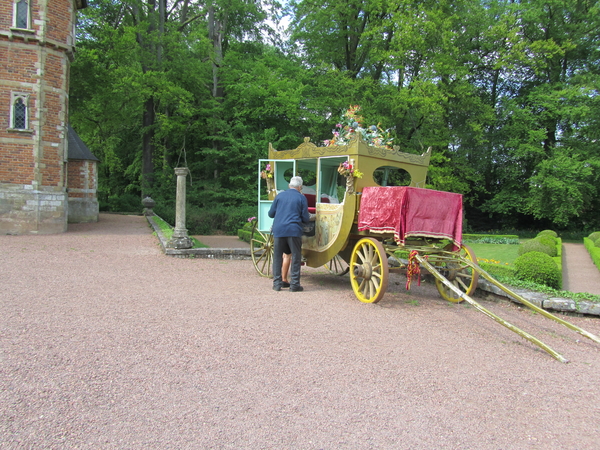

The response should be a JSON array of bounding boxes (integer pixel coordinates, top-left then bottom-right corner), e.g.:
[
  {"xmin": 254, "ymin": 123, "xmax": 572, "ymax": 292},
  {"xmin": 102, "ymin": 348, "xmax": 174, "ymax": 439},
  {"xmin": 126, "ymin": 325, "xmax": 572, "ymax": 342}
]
[
  {"xmin": 536, "ymin": 235, "xmax": 558, "ymax": 255},
  {"xmin": 537, "ymin": 230, "xmax": 558, "ymax": 239},
  {"xmin": 537, "ymin": 234, "xmax": 557, "ymax": 246},
  {"xmin": 588, "ymin": 231, "xmax": 600, "ymax": 242},
  {"xmin": 514, "ymin": 251, "xmax": 562, "ymax": 290},
  {"xmin": 518, "ymin": 239, "xmax": 556, "ymax": 257},
  {"xmin": 462, "ymin": 234, "xmax": 519, "ymax": 244},
  {"xmin": 584, "ymin": 237, "xmax": 600, "ymax": 271},
  {"xmin": 104, "ymin": 193, "xmax": 143, "ymax": 213},
  {"xmin": 186, "ymin": 204, "xmax": 257, "ymax": 235}
]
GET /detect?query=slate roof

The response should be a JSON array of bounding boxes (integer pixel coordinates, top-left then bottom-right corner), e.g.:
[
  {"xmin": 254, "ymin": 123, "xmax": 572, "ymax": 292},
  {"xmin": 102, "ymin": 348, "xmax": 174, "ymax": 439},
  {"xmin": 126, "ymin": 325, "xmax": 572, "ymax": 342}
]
[{"xmin": 67, "ymin": 125, "xmax": 99, "ymax": 161}]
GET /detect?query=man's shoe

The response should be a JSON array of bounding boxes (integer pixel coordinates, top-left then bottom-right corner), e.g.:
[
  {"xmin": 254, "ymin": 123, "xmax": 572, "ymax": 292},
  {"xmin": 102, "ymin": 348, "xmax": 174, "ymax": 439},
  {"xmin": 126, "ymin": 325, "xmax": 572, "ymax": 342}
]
[
  {"xmin": 282, "ymin": 282, "xmax": 290, "ymax": 288},
  {"xmin": 290, "ymin": 285, "xmax": 304, "ymax": 292},
  {"xmin": 273, "ymin": 285, "xmax": 281, "ymax": 291}
]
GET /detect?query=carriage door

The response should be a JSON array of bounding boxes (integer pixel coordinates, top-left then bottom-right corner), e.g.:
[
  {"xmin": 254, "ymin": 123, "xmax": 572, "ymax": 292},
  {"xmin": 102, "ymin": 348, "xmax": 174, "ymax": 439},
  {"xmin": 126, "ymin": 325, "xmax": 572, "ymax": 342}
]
[{"xmin": 257, "ymin": 159, "xmax": 296, "ymax": 233}]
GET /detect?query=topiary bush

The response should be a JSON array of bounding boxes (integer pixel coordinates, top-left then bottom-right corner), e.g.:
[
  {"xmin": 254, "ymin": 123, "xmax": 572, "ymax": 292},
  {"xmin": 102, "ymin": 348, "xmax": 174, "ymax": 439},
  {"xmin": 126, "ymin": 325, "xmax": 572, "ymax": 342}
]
[
  {"xmin": 518, "ymin": 239, "xmax": 556, "ymax": 257},
  {"xmin": 537, "ymin": 230, "xmax": 558, "ymax": 239},
  {"xmin": 514, "ymin": 251, "xmax": 562, "ymax": 290},
  {"xmin": 535, "ymin": 235, "xmax": 558, "ymax": 256},
  {"xmin": 588, "ymin": 231, "xmax": 600, "ymax": 242}
]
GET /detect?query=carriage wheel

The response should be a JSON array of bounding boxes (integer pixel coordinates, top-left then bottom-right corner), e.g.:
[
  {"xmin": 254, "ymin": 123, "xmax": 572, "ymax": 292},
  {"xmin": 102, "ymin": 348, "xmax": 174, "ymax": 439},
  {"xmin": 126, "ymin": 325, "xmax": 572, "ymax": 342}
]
[
  {"xmin": 250, "ymin": 225, "xmax": 274, "ymax": 277},
  {"xmin": 324, "ymin": 254, "xmax": 349, "ymax": 276},
  {"xmin": 434, "ymin": 245, "xmax": 479, "ymax": 303},
  {"xmin": 350, "ymin": 238, "xmax": 389, "ymax": 303}
]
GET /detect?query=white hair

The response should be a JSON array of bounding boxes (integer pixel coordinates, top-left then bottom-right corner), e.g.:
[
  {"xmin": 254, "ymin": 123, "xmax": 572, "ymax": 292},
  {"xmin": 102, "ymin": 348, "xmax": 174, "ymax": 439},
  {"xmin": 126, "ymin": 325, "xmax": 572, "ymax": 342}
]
[{"xmin": 289, "ymin": 176, "xmax": 303, "ymax": 188}]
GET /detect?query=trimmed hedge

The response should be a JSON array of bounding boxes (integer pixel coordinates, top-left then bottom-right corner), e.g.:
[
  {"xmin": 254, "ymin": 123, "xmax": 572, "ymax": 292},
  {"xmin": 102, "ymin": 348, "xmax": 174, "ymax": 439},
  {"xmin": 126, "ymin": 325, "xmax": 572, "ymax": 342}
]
[
  {"xmin": 588, "ymin": 231, "xmax": 600, "ymax": 242},
  {"xmin": 584, "ymin": 237, "xmax": 600, "ymax": 272},
  {"xmin": 462, "ymin": 234, "xmax": 519, "ymax": 244}
]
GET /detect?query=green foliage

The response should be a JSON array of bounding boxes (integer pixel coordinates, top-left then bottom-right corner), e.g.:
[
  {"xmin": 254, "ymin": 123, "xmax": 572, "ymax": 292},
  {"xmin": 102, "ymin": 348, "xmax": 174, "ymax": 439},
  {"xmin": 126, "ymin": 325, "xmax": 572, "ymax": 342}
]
[
  {"xmin": 152, "ymin": 215, "xmax": 174, "ymax": 240},
  {"xmin": 238, "ymin": 228, "xmax": 252, "ymax": 243},
  {"xmin": 518, "ymin": 239, "xmax": 556, "ymax": 258},
  {"xmin": 526, "ymin": 150, "xmax": 597, "ymax": 227},
  {"xmin": 478, "ymin": 262, "xmax": 516, "ymax": 280},
  {"xmin": 584, "ymin": 238, "xmax": 600, "ymax": 271},
  {"xmin": 477, "ymin": 240, "xmax": 598, "ymax": 303},
  {"xmin": 151, "ymin": 215, "xmax": 208, "ymax": 248},
  {"xmin": 68, "ymin": 0, "xmax": 600, "ymax": 234},
  {"xmin": 514, "ymin": 251, "xmax": 562, "ymax": 290},
  {"xmin": 536, "ymin": 235, "xmax": 558, "ymax": 250},
  {"xmin": 103, "ymin": 193, "xmax": 142, "ymax": 213},
  {"xmin": 537, "ymin": 230, "xmax": 558, "ymax": 239},
  {"xmin": 186, "ymin": 204, "xmax": 257, "ymax": 235}
]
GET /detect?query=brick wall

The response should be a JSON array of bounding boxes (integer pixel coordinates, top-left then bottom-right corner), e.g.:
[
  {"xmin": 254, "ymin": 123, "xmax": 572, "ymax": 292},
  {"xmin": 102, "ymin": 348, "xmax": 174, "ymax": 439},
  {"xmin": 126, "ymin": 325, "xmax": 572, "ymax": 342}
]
[{"xmin": 0, "ymin": 0, "xmax": 82, "ymax": 234}]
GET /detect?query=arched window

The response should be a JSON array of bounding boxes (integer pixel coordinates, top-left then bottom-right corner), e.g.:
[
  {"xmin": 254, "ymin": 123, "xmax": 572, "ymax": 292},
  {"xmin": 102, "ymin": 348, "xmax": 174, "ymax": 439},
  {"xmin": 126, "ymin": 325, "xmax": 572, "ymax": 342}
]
[
  {"xmin": 11, "ymin": 95, "xmax": 28, "ymax": 130},
  {"xmin": 14, "ymin": 0, "xmax": 30, "ymax": 29}
]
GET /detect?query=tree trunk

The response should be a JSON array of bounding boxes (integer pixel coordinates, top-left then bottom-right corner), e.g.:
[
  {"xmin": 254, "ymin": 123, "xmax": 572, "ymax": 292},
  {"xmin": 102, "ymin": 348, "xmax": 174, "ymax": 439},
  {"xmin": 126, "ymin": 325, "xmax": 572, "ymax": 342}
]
[
  {"xmin": 142, "ymin": 97, "xmax": 156, "ymax": 194},
  {"xmin": 208, "ymin": 5, "xmax": 225, "ymax": 178}
]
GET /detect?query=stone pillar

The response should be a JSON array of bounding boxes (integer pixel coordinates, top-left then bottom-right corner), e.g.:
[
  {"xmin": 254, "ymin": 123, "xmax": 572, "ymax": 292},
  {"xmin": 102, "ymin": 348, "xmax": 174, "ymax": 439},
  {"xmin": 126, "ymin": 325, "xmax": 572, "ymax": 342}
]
[{"xmin": 167, "ymin": 168, "xmax": 193, "ymax": 249}]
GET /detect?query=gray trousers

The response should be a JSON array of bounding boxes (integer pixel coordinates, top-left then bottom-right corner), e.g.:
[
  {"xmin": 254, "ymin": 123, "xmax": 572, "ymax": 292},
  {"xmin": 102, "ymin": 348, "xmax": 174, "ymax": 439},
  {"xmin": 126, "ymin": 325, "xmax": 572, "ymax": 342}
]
[{"xmin": 273, "ymin": 236, "xmax": 303, "ymax": 288}]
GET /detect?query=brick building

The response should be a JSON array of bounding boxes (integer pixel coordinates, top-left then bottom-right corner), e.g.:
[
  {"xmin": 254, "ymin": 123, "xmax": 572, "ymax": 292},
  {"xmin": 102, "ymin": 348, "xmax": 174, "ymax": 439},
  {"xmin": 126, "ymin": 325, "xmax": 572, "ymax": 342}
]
[
  {"xmin": 66, "ymin": 124, "xmax": 98, "ymax": 223},
  {"xmin": 0, "ymin": 0, "xmax": 94, "ymax": 234}
]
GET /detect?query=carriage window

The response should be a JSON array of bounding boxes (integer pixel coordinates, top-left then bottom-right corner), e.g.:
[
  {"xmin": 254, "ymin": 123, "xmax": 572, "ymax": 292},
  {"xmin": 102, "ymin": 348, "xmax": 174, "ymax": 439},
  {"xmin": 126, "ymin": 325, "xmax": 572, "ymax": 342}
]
[
  {"xmin": 319, "ymin": 156, "xmax": 347, "ymax": 204},
  {"xmin": 373, "ymin": 166, "xmax": 411, "ymax": 186},
  {"xmin": 283, "ymin": 166, "xmax": 316, "ymax": 186}
]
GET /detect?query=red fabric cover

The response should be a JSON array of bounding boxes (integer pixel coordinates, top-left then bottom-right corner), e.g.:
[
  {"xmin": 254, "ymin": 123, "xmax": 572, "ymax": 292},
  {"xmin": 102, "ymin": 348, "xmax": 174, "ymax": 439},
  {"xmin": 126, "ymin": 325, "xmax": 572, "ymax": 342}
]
[{"xmin": 358, "ymin": 186, "xmax": 462, "ymax": 248}]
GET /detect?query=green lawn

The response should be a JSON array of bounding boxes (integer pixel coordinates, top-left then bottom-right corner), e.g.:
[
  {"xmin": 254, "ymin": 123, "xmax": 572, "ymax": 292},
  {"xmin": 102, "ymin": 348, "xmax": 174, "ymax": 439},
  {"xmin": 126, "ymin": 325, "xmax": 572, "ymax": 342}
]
[{"xmin": 468, "ymin": 243, "xmax": 520, "ymax": 265}]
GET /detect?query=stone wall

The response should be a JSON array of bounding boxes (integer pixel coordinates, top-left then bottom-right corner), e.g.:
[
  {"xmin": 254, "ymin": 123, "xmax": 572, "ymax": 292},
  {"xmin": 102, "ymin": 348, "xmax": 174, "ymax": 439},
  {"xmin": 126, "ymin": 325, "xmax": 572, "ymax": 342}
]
[
  {"xmin": 67, "ymin": 159, "xmax": 98, "ymax": 223},
  {"xmin": 0, "ymin": 0, "xmax": 81, "ymax": 234},
  {"xmin": 0, "ymin": 183, "xmax": 67, "ymax": 234}
]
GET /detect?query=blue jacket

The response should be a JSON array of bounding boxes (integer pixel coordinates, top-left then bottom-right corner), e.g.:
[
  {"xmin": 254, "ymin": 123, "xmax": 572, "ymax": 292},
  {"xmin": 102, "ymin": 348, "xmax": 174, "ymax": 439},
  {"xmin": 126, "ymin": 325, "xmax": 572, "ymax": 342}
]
[{"xmin": 268, "ymin": 188, "xmax": 311, "ymax": 238}]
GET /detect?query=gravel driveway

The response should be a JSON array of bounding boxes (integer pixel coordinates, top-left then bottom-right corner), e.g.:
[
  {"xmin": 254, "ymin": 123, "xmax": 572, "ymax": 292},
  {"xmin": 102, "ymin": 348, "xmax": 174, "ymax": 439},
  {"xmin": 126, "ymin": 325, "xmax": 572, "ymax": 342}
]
[{"xmin": 2, "ymin": 214, "xmax": 600, "ymax": 449}]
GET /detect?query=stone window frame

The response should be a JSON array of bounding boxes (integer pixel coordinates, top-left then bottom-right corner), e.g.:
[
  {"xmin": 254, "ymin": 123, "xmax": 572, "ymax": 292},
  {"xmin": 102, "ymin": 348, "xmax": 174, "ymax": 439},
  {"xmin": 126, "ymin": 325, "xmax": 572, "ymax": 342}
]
[
  {"xmin": 9, "ymin": 93, "xmax": 32, "ymax": 132},
  {"xmin": 12, "ymin": 0, "xmax": 32, "ymax": 31}
]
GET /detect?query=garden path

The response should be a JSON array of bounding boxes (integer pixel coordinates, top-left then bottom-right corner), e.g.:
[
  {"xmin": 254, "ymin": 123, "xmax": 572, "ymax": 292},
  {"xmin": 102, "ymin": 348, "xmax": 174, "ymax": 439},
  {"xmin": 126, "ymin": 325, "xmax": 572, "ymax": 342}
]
[{"xmin": 562, "ymin": 242, "xmax": 600, "ymax": 296}]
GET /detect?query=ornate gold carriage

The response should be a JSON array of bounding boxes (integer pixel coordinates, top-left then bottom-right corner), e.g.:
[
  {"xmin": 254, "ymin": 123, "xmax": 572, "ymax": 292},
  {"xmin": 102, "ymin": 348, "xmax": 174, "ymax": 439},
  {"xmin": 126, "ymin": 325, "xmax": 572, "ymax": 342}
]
[{"xmin": 250, "ymin": 136, "xmax": 600, "ymax": 362}]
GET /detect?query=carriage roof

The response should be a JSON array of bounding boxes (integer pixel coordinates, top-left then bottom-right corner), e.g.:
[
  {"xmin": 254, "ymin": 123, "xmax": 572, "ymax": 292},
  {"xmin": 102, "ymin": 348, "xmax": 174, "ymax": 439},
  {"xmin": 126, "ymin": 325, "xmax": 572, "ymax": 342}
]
[{"xmin": 268, "ymin": 136, "xmax": 431, "ymax": 167}]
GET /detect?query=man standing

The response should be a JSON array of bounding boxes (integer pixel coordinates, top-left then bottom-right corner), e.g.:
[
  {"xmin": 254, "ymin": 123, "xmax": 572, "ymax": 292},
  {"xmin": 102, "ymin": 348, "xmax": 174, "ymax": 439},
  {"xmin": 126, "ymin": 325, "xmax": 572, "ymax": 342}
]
[{"xmin": 268, "ymin": 176, "xmax": 311, "ymax": 292}]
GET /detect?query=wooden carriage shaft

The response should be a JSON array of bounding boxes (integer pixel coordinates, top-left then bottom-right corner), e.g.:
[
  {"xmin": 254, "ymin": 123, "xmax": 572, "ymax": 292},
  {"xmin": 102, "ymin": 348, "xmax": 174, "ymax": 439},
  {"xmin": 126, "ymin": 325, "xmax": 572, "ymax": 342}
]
[
  {"xmin": 456, "ymin": 257, "xmax": 600, "ymax": 345},
  {"xmin": 412, "ymin": 253, "xmax": 569, "ymax": 363}
]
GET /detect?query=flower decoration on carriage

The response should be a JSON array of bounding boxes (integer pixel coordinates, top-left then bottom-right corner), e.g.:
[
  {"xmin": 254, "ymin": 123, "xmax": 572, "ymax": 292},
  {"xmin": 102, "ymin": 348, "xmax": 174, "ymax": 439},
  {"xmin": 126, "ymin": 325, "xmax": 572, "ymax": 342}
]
[
  {"xmin": 260, "ymin": 163, "xmax": 274, "ymax": 179},
  {"xmin": 324, "ymin": 105, "xmax": 394, "ymax": 149},
  {"xmin": 337, "ymin": 160, "xmax": 363, "ymax": 178}
]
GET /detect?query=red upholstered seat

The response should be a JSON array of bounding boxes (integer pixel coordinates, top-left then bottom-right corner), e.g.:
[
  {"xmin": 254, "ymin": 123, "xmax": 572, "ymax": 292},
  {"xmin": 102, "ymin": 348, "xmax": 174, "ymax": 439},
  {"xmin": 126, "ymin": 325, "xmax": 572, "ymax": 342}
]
[
  {"xmin": 304, "ymin": 193, "xmax": 316, "ymax": 207},
  {"xmin": 304, "ymin": 193, "xmax": 330, "ymax": 214}
]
